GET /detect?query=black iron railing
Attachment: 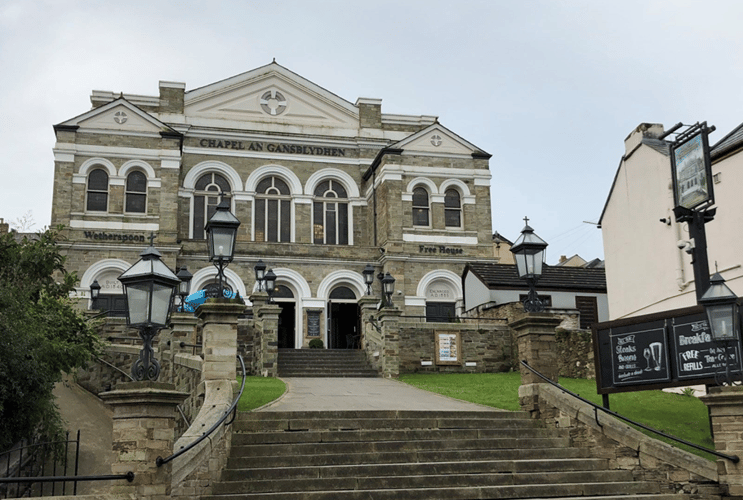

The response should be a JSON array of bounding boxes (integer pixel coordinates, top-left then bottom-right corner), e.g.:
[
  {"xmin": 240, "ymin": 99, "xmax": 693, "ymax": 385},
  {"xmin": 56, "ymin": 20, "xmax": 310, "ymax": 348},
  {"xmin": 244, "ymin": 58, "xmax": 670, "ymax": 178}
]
[
  {"xmin": 156, "ymin": 354, "xmax": 246, "ymax": 467},
  {"xmin": 0, "ymin": 431, "xmax": 133, "ymax": 498},
  {"xmin": 520, "ymin": 359, "xmax": 739, "ymax": 463}
]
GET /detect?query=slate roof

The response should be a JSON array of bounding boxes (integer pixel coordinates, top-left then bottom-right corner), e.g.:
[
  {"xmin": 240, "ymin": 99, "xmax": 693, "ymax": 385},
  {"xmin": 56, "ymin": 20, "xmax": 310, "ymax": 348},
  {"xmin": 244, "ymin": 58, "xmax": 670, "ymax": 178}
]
[
  {"xmin": 711, "ymin": 122, "xmax": 743, "ymax": 160},
  {"xmin": 464, "ymin": 262, "xmax": 606, "ymax": 293}
]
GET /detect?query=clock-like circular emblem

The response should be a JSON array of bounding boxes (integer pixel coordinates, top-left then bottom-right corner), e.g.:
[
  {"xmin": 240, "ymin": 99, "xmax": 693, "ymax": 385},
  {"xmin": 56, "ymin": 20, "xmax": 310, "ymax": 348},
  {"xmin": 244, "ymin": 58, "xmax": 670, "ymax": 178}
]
[
  {"xmin": 260, "ymin": 90, "xmax": 287, "ymax": 116},
  {"xmin": 114, "ymin": 111, "xmax": 128, "ymax": 124},
  {"xmin": 430, "ymin": 134, "xmax": 442, "ymax": 147}
]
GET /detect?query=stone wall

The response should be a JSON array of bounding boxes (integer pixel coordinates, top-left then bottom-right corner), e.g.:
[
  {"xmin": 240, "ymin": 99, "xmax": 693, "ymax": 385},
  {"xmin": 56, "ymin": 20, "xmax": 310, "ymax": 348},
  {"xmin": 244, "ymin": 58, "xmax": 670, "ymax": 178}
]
[
  {"xmin": 519, "ymin": 383, "xmax": 722, "ymax": 499},
  {"xmin": 464, "ymin": 302, "xmax": 595, "ymax": 378},
  {"xmin": 398, "ymin": 322, "xmax": 511, "ymax": 373}
]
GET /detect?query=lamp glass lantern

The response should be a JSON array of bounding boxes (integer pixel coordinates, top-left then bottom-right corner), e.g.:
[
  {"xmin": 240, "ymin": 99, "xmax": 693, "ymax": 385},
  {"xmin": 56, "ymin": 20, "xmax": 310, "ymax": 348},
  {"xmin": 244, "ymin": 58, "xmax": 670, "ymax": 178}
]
[
  {"xmin": 362, "ymin": 264, "xmax": 375, "ymax": 295},
  {"xmin": 254, "ymin": 259, "xmax": 267, "ymax": 291},
  {"xmin": 118, "ymin": 245, "xmax": 181, "ymax": 329},
  {"xmin": 176, "ymin": 266, "xmax": 193, "ymax": 310},
  {"xmin": 510, "ymin": 222, "xmax": 548, "ymax": 280},
  {"xmin": 264, "ymin": 269, "xmax": 277, "ymax": 303},
  {"xmin": 382, "ymin": 272, "xmax": 395, "ymax": 307},
  {"xmin": 205, "ymin": 198, "xmax": 241, "ymax": 263},
  {"xmin": 700, "ymin": 273, "xmax": 739, "ymax": 342},
  {"xmin": 90, "ymin": 279, "xmax": 101, "ymax": 300}
]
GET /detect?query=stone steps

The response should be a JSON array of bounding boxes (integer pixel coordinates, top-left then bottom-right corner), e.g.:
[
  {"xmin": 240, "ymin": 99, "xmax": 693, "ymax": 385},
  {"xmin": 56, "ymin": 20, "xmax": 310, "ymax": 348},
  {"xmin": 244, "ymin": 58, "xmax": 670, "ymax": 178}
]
[
  {"xmin": 277, "ymin": 348, "xmax": 378, "ymax": 377},
  {"xmin": 205, "ymin": 410, "xmax": 688, "ymax": 500}
]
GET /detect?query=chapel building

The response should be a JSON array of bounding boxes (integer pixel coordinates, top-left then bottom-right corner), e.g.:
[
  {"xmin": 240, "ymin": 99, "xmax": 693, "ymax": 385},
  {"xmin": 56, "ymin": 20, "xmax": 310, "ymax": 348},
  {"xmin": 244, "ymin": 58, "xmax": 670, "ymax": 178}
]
[{"xmin": 51, "ymin": 62, "xmax": 496, "ymax": 349}]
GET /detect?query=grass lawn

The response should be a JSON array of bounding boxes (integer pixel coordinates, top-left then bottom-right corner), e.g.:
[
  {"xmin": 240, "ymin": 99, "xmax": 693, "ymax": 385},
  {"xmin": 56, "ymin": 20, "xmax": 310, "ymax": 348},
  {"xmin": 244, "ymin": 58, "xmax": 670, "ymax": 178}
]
[
  {"xmin": 399, "ymin": 372, "xmax": 715, "ymax": 461},
  {"xmin": 237, "ymin": 376, "xmax": 286, "ymax": 412}
]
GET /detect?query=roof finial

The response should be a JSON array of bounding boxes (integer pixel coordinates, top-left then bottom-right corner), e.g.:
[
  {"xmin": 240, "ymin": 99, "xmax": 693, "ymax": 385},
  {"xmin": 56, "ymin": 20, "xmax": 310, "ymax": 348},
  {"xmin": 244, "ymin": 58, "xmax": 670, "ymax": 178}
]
[
  {"xmin": 523, "ymin": 216, "xmax": 529, "ymax": 225},
  {"xmin": 272, "ymin": 57, "xmax": 276, "ymax": 63}
]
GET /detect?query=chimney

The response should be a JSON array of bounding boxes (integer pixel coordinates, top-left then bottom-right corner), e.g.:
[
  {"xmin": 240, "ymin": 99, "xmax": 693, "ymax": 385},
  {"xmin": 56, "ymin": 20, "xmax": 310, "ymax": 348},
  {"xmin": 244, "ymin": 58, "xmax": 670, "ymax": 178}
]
[
  {"xmin": 0, "ymin": 218, "xmax": 9, "ymax": 235},
  {"xmin": 159, "ymin": 81, "xmax": 185, "ymax": 114},
  {"xmin": 356, "ymin": 98, "xmax": 382, "ymax": 129},
  {"xmin": 624, "ymin": 123, "xmax": 665, "ymax": 155}
]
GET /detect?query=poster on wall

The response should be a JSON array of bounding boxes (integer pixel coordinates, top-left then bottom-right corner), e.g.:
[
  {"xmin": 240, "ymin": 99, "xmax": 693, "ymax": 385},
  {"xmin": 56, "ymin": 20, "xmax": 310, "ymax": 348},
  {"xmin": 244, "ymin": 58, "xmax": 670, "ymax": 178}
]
[{"xmin": 435, "ymin": 332, "xmax": 461, "ymax": 365}]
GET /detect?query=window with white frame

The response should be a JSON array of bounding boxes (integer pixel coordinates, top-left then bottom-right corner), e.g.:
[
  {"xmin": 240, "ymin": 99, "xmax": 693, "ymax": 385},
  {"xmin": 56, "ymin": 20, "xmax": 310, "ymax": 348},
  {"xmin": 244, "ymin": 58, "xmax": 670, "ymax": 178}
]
[
  {"xmin": 412, "ymin": 187, "xmax": 430, "ymax": 226},
  {"xmin": 444, "ymin": 188, "xmax": 462, "ymax": 228},
  {"xmin": 255, "ymin": 176, "xmax": 291, "ymax": 242},
  {"xmin": 125, "ymin": 171, "xmax": 147, "ymax": 213},
  {"xmin": 313, "ymin": 180, "xmax": 349, "ymax": 245},
  {"xmin": 192, "ymin": 172, "xmax": 231, "ymax": 239},
  {"xmin": 86, "ymin": 168, "xmax": 109, "ymax": 212}
]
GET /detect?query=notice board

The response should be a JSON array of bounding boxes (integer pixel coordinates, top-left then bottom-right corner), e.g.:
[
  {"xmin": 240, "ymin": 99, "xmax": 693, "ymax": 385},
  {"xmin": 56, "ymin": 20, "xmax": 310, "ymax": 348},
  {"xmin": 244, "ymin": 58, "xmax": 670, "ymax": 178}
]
[
  {"xmin": 594, "ymin": 305, "xmax": 742, "ymax": 394},
  {"xmin": 435, "ymin": 332, "xmax": 461, "ymax": 365}
]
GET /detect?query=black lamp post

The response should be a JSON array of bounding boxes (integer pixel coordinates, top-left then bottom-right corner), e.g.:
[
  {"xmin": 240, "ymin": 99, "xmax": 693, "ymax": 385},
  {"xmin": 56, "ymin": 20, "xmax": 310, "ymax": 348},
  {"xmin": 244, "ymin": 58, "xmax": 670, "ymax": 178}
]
[
  {"xmin": 510, "ymin": 218, "xmax": 549, "ymax": 313},
  {"xmin": 90, "ymin": 279, "xmax": 101, "ymax": 310},
  {"xmin": 118, "ymin": 240, "xmax": 180, "ymax": 381},
  {"xmin": 362, "ymin": 264, "xmax": 375, "ymax": 296},
  {"xmin": 382, "ymin": 272, "xmax": 396, "ymax": 308},
  {"xmin": 254, "ymin": 259, "xmax": 267, "ymax": 292},
  {"xmin": 264, "ymin": 269, "xmax": 277, "ymax": 303},
  {"xmin": 176, "ymin": 266, "xmax": 193, "ymax": 312},
  {"xmin": 204, "ymin": 197, "xmax": 240, "ymax": 298},
  {"xmin": 699, "ymin": 272, "xmax": 741, "ymax": 385}
]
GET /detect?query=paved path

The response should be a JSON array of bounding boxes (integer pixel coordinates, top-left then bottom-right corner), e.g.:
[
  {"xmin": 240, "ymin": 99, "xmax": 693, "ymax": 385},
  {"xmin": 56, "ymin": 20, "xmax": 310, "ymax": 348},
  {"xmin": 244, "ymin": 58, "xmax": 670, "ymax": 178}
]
[{"xmin": 259, "ymin": 377, "xmax": 502, "ymax": 412}]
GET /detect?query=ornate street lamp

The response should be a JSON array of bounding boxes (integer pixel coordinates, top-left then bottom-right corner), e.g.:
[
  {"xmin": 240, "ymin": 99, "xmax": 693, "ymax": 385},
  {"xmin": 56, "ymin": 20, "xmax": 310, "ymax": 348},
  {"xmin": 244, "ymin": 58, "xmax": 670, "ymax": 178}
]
[
  {"xmin": 264, "ymin": 269, "xmax": 277, "ymax": 303},
  {"xmin": 362, "ymin": 264, "xmax": 375, "ymax": 296},
  {"xmin": 176, "ymin": 266, "xmax": 193, "ymax": 312},
  {"xmin": 90, "ymin": 279, "xmax": 101, "ymax": 310},
  {"xmin": 118, "ymin": 240, "xmax": 180, "ymax": 381},
  {"xmin": 699, "ymin": 272, "xmax": 741, "ymax": 385},
  {"xmin": 254, "ymin": 259, "xmax": 267, "ymax": 292},
  {"xmin": 510, "ymin": 217, "xmax": 548, "ymax": 312},
  {"xmin": 205, "ymin": 197, "xmax": 240, "ymax": 298},
  {"xmin": 382, "ymin": 272, "xmax": 396, "ymax": 308}
]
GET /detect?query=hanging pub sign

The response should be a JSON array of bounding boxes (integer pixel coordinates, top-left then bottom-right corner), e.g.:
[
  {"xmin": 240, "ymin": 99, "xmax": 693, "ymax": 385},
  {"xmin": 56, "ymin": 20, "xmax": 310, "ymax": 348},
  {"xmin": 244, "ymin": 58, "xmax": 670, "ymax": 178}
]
[
  {"xmin": 670, "ymin": 122, "xmax": 714, "ymax": 211},
  {"xmin": 593, "ymin": 304, "xmax": 742, "ymax": 394}
]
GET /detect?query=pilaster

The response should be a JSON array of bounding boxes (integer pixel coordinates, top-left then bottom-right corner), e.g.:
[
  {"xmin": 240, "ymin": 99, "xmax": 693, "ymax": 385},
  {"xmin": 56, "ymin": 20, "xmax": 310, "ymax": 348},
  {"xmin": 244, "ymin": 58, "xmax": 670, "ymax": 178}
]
[
  {"xmin": 378, "ymin": 306, "xmax": 402, "ymax": 378},
  {"xmin": 700, "ymin": 385, "xmax": 743, "ymax": 498}
]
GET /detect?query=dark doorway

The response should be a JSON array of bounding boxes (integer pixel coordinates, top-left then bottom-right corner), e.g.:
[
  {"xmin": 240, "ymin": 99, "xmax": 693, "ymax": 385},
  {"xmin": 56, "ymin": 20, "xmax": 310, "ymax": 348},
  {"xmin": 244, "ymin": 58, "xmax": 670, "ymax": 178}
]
[
  {"xmin": 278, "ymin": 302, "xmax": 296, "ymax": 348},
  {"xmin": 425, "ymin": 302, "xmax": 456, "ymax": 323},
  {"xmin": 94, "ymin": 294, "xmax": 127, "ymax": 317},
  {"xmin": 328, "ymin": 302, "xmax": 360, "ymax": 349}
]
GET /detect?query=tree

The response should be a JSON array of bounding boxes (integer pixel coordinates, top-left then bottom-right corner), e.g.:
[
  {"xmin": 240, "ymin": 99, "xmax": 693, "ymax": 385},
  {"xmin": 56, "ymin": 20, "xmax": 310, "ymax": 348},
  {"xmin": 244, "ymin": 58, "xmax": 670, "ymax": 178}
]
[{"xmin": 0, "ymin": 226, "xmax": 102, "ymax": 452}]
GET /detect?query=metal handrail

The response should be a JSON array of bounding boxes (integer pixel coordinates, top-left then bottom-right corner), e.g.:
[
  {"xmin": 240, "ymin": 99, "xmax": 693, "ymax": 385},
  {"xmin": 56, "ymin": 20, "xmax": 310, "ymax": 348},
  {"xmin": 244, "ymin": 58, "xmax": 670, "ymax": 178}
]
[
  {"xmin": 0, "ymin": 472, "xmax": 134, "ymax": 484},
  {"xmin": 156, "ymin": 355, "xmax": 246, "ymax": 467},
  {"xmin": 520, "ymin": 359, "xmax": 740, "ymax": 463},
  {"xmin": 94, "ymin": 356, "xmax": 135, "ymax": 381}
]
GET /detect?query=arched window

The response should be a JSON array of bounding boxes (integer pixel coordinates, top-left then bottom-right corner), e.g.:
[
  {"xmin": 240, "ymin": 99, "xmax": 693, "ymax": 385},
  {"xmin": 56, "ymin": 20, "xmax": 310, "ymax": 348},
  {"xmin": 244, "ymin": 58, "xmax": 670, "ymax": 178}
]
[
  {"xmin": 86, "ymin": 168, "xmax": 109, "ymax": 212},
  {"xmin": 444, "ymin": 189, "xmax": 461, "ymax": 228},
  {"xmin": 412, "ymin": 187, "xmax": 430, "ymax": 226},
  {"xmin": 193, "ymin": 172, "xmax": 231, "ymax": 239},
  {"xmin": 255, "ymin": 176, "xmax": 291, "ymax": 242},
  {"xmin": 125, "ymin": 171, "xmax": 147, "ymax": 213},
  {"xmin": 313, "ymin": 180, "xmax": 348, "ymax": 245}
]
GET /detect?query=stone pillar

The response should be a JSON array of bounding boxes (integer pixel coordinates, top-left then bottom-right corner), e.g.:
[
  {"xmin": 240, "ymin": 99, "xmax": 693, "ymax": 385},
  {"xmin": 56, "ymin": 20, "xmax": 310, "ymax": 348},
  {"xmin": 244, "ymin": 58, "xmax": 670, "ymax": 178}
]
[
  {"xmin": 378, "ymin": 306, "xmax": 402, "ymax": 378},
  {"xmin": 511, "ymin": 313, "xmax": 561, "ymax": 416},
  {"xmin": 700, "ymin": 386, "xmax": 743, "ymax": 498},
  {"xmin": 101, "ymin": 382, "xmax": 188, "ymax": 500},
  {"xmin": 255, "ymin": 301, "xmax": 281, "ymax": 377},
  {"xmin": 358, "ymin": 295, "xmax": 381, "ymax": 373},
  {"xmin": 197, "ymin": 300, "xmax": 245, "ymax": 383},
  {"xmin": 170, "ymin": 311, "xmax": 199, "ymax": 350}
]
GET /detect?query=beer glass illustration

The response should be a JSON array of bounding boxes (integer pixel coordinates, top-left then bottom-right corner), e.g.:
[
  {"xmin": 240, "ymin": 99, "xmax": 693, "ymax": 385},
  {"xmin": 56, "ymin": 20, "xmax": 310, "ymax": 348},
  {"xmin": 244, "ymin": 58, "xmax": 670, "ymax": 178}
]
[
  {"xmin": 643, "ymin": 348, "xmax": 651, "ymax": 371},
  {"xmin": 649, "ymin": 342, "xmax": 663, "ymax": 371}
]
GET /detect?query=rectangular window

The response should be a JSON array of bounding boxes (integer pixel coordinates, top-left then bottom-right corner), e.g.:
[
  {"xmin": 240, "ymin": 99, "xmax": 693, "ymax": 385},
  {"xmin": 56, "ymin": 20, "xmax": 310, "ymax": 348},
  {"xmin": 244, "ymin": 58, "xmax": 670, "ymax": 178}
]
[
  {"xmin": 268, "ymin": 199, "xmax": 278, "ymax": 242},
  {"xmin": 255, "ymin": 199, "xmax": 265, "ymax": 242},
  {"xmin": 338, "ymin": 204, "xmax": 348, "ymax": 245},
  {"xmin": 413, "ymin": 208, "xmax": 429, "ymax": 226},
  {"xmin": 87, "ymin": 192, "xmax": 107, "ymax": 212},
  {"xmin": 575, "ymin": 296, "xmax": 598, "ymax": 329},
  {"xmin": 326, "ymin": 203, "xmax": 336, "ymax": 244},
  {"xmin": 313, "ymin": 202, "xmax": 323, "ymax": 244},
  {"xmin": 445, "ymin": 208, "xmax": 461, "ymax": 227},
  {"xmin": 126, "ymin": 193, "xmax": 146, "ymax": 213},
  {"xmin": 280, "ymin": 200, "xmax": 291, "ymax": 242}
]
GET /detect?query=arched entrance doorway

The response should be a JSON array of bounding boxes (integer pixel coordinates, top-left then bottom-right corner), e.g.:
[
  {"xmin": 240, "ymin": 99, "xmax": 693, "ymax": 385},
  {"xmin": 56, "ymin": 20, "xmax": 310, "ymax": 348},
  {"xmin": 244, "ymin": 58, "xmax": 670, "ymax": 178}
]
[
  {"xmin": 328, "ymin": 286, "xmax": 360, "ymax": 349},
  {"xmin": 274, "ymin": 285, "xmax": 296, "ymax": 349}
]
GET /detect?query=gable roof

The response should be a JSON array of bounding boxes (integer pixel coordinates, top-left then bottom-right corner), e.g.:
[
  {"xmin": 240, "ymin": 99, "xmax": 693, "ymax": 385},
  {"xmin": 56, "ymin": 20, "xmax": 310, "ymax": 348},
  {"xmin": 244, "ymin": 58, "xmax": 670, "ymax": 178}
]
[
  {"xmin": 711, "ymin": 121, "xmax": 743, "ymax": 160},
  {"xmin": 464, "ymin": 262, "xmax": 606, "ymax": 294},
  {"xmin": 55, "ymin": 97, "xmax": 178, "ymax": 136}
]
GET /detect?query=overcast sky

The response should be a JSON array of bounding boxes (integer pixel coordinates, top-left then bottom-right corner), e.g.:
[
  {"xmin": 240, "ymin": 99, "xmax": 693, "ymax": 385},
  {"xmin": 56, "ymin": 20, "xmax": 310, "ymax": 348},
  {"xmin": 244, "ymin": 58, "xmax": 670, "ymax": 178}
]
[{"xmin": 2, "ymin": 0, "xmax": 742, "ymax": 263}]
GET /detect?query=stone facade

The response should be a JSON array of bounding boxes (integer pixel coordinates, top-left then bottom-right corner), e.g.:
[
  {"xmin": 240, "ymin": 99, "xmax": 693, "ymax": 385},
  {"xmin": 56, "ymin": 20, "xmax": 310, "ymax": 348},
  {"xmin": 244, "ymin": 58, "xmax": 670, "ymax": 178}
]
[{"xmin": 51, "ymin": 61, "xmax": 498, "ymax": 359}]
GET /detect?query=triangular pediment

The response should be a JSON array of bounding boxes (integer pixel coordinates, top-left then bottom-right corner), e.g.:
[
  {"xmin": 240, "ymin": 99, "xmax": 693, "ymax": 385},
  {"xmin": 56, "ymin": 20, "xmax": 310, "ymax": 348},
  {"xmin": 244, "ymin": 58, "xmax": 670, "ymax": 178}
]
[
  {"xmin": 393, "ymin": 123, "xmax": 487, "ymax": 156},
  {"xmin": 184, "ymin": 62, "xmax": 359, "ymax": 128},
  {"xmin": 57, "ymin": 99, "xmax": 174, "ymax": 135}
]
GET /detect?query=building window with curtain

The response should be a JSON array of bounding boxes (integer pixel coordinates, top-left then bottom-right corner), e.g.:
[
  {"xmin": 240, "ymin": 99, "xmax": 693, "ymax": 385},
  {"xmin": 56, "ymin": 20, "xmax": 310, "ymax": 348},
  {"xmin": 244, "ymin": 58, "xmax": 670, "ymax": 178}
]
[
  {"xmin": 444, "ymin": 188, "xmax": 461, "ymax": 228},
  {"xmin": 255, "ymin": 176, "xmax": 291, "ymax": 242},
  {"xmin": 412, "ymin": 187, "xmax": 430, "ymax": 226},
  {"xmin": 192, "ymin": 172, "xmax": 231, "ymax": 239},
  {"xmin": 86, "ymin": 168, "xmax": 109, "ymax": 212},
  {"xmin": 125, "ymin": 171, "xmax": 147, "ymax": 213},
  {"xmin": 313, "ymin": 179, "xmax": 348, "ymax": 245}
]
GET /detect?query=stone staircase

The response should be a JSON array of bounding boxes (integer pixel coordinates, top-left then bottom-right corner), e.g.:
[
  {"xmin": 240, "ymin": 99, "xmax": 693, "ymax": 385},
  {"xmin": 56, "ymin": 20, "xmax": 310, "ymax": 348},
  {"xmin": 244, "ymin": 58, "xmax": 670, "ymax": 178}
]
[
  {"xmin": 277, "ymin": 349, "xmax": 378, "ymax": 377},
  {"xmin": 204, "ymin": 410, "xmax": 690, "ymax": 500}
]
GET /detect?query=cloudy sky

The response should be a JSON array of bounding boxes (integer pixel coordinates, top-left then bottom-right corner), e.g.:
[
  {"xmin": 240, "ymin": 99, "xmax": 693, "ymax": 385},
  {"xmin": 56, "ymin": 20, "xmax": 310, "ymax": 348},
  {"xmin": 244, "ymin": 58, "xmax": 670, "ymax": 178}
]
[{"xmin": 2, "ymin": 0, "xmax": 742, "ymax": 263}]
